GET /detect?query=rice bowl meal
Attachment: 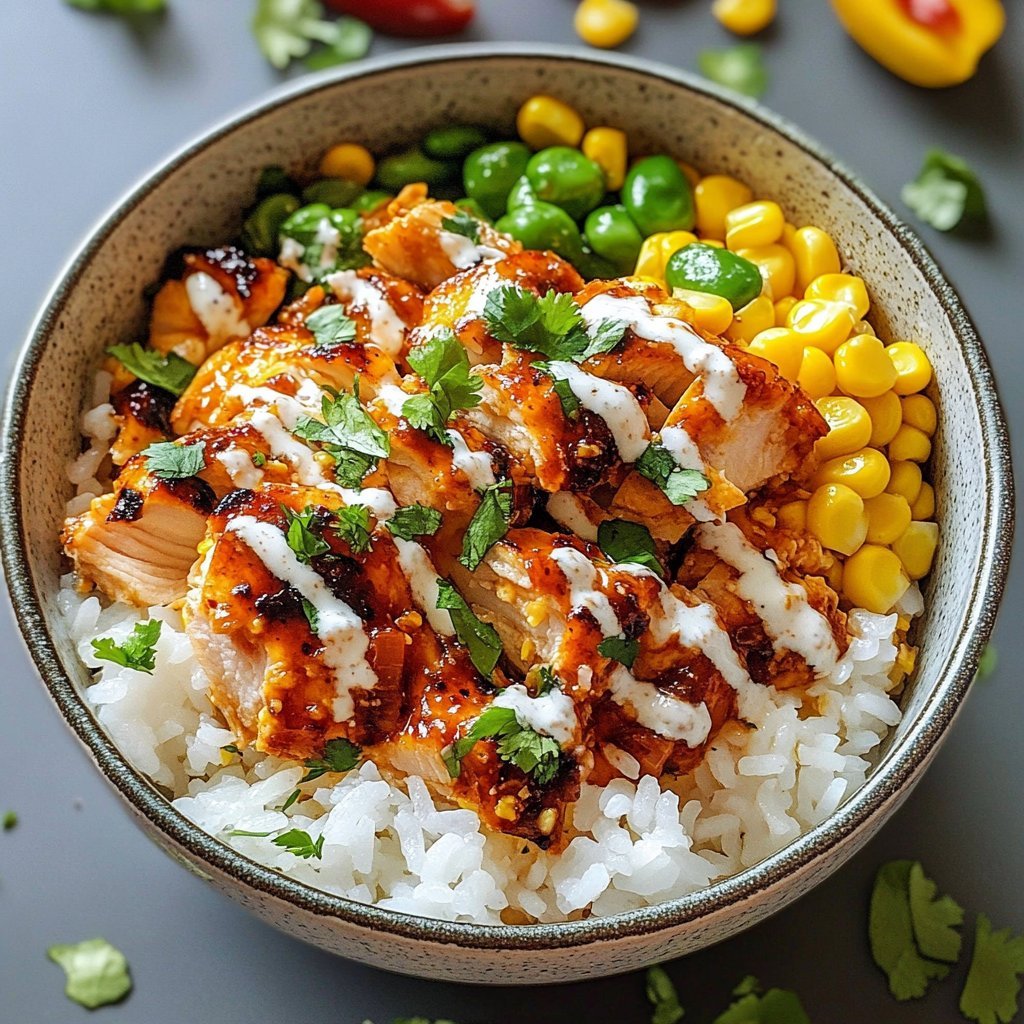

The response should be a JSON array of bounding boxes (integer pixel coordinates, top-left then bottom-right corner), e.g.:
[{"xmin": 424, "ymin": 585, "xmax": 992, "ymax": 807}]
[{"xmin": 58, "ymin": 91, "xmax": 942, "ymax": 926}]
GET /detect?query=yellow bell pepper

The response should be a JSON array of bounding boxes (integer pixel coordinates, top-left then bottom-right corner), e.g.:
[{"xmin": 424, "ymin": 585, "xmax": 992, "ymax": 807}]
[{"xmin": 829, "ymin": 0, "xmax": 1004, "ymax": 88}]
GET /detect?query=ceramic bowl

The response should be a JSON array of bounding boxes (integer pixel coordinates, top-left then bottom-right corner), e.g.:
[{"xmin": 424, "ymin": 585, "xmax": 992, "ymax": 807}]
[{"xmin": 1, "ymin": 44, "xmax": 1013, "ymax": 984}]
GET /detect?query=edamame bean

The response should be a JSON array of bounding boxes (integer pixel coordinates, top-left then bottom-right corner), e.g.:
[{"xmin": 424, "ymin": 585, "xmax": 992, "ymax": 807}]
[
  {"xmin": 423, "ymin": 124, "xmax": 490, "ymax": 160},
  {"xmin": 240, "ymin": 193, "xmax": 301, "ymax": 256},
  {"xmin": 506, "ymin": 175, "xmax": 539, "ymax": 211},
  {"xmin": 279, "ymin": 203, "xmax": 334, "ymax": 246},
  {"xmin": 665, "ymin": 242, "xmax": 763, "ymax": 310},
  {"xmin": 302, "ymin": 178, "xmax": 364, "ymax": 208},
  {"xmin": 376, "ymin": 148, "xmax": 457, "ymax": 192},
  {"xmin": 495, "ymin": 201, "xmax": 583, "ymax": 261},
  {"xmin": 584, "ymin": 204, "xmax": 644, "ymax": 275},
  {"xmin": 463, "ymin": 141, "xmax": 531, "ymax": 219},
  {"xmin": 623, "ymin": 155, "xmax": 696, "ymax": 235},
  {"xmin": 525, "ymin": 146, "xmax": 606, "ymax": 221}
]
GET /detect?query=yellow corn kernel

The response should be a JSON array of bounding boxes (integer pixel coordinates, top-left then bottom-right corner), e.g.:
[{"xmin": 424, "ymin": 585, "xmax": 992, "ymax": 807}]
[
  {"xmin": 747, "ymin": 327, "xmax": 803, "ymax": 380},
  {"xmin": 320, "ymin": 143, "xmax": 375, "ymax": 185},
  {"xmin": 197, "ymin": 537, "xmax": 214, "ymax": 555},
  {"xmin": 724, "ymin": 201, "xmax": 785, "ymax": 250},
  {"xmin": 776, "ymin": 499, "xmax": 808, "ymax": 532},
  {"xmin": 901, "ymin": 394, "xmax": 937, "ymax": 436},
  {"xmin": 911, "ymin": 482, "xmax": 936, "ymax": 521},
  {"xmin": 694, "ymin": 174, "xmax": 753, "ymax": 239},
  {"xmin": 634, "ymin": 230, "xmax": 698, "ymax": 279},
  {"xmin": 892, "ymin": 521, "xmax": 939, "ymax": 581},
  {"xmin": 517, "ymin": 95, "xmax": 585, "ymax": 149},
  {"xmin": 737, "ymin": 244, "xmax": 796, "ymax": 302},
  {"xmin": 804, "ymin": 273, "xmax": 870, "ymax": 319},
  {"xmin": 789, "ymin": 226, "xmax": 842, "ymax": 294},
  {"xmin": 850, "ymin": 319, "xmax": 876, "ymax": 336},
  {"xmin": 834, "ymin": 334, "xmax": 898, "ymax": 399},
  {"xmin": 886, "ymin": 461, "xmax": 922, "ymax": 505},
  {"xmin": 864, "ymin": 492, "xmax": 912, "ymax": 545},
  {"xmin": 574, "ymin": 0, "xmax": 640, "ymax": 49},
  {"xmin": 672, "ymin": 287, "xmax": 734, "ymax": 334},
  {"xmin": 860, "ymin": 391, "xmax": 903, "ymax": 447},
  {"xmin": 712, "ymin": 0, "xmax": 776, "ymax": 35},
  {"xmin": 774, "ymin": 295, "xmax": 798, "ymax": 326},
  {"xmin": 678, "ymin": 161, "xmax": 702, "ymax": 188},
  {"xmin": 525, "ymin": 598, "xmax": 549, "ymax": 627},
  {"xmin": 807, "ymin": 483, "xmax": 868, "ymax": 556},
  {"xmin": 724, "ymin": 294, "xmax": 774, "ymax": 344},
  {"xmin": 797, "ymin": 346, "xmax": 837, "ymax": 399},
  {"xmin": 813, "ymin": 447, "xmax": 891, "ymax": 499},
  {"xmin": 815, "ymin": 396, "xmax": 872, "ymax": 459},
  {"xmin": 787, "ymin": 298, "xmax": 856, "ymax": 355},
  {"xmin": 886, "ymin": 341, "xmax": 933, "ymax": 396},
  {"xmin": 494, "ymin": 795, "xmax": 518, "ymax": 821},
  {"xmin": 843, "ymin": 545, "xmax": 910, "ymax": 614},
  {"xmin": 582, "ymin": 126, "xmax": 629, "ymax": 190},
  {"xmin": 888, "ymin": 424, "xmax": 932, "ymax": 463}
]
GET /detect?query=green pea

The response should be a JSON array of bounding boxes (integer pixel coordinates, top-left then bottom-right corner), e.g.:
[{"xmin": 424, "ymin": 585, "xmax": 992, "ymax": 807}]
[
  {"xmin": 525, "ymin": 147, "xmax": 605, "ymax": 221},
  {"xmin": 495, "ymin": 201, "xmax": 583, "ymax": 262},
  {"xmin": 376, "ymin": 148, "xmax": 457, "ymax": 193},
  {"xmin": 301, "ymin": 178, "xmax": 364, "ymax": 208},
  {"xmin": 463, "ymin": 141, "xmax": 531, "ymax": 220},
  {"xmin": 623, "ymin": 155, "xmax": 696, "ymax": 236},
  {"xmin": 351, "ymin": 190, "xmax": 393, "ymax": 213},
  {"xmin": 279, "ymin": 203, "xmax": 334, "ymax": 247},
  {"xmin": 584, "ymin": 204, "xmax": 644, "ymax": 275},
  {"xmin": 423, "ymin": 124, "xmax": 490, "ymax": 161},
  {"xmin": 454, "ymin": 197, "xmax": 492, "ymax": 223},
  {"xmin": 240, "ymin": 193, "xmax": 301, "ymax": 256},
  {"xmin": 665, "ymin": 242, "xmax": 763, "ymax": 311},
  {"xmin": 506, "ymin": 175, "xmax": 538, "ymax": 211}
]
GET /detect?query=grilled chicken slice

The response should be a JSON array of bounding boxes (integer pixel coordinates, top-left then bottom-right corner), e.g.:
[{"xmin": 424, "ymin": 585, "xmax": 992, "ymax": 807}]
[{"xmin": 108, "ymin": 379, "xmax": 177, "ymax": 467}]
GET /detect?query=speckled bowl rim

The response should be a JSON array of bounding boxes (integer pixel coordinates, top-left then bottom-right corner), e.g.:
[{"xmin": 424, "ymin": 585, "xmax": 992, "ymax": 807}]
[{"xmin": 1, "ymin": 43, "xmax": 1014, "ymax": 953}]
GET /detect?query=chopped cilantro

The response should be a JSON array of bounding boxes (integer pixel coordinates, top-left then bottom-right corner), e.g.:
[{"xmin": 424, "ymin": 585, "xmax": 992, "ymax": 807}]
[
  {"xmin": 302, "ymin": 15, "xmax": 371, "ymax": 70},
  {"xmin": 386, "ymin": 504, "xmax": 443, "ymax": 542},
  {"xmin": 598, "ymin": 519, "xmax": 664, "ymax": 575},
  {"xmin": 48, "ymin": 938, "xmax": 132, "ymax": 1010},
  {"xmin": 960, "ymin": 914, "xmax": 1024, "ymax": 1024},
  {"xmin": 302, "ymin": 737, "xmax": 362, "ymax": 782},
  {"xmin": 221, "ymin": 744, "xmax": 241, "ymax": 756},
  {"xmin": 534, "ymin": 360, "xmax": 582, "ymax": 419},
  {"xmin": 533, "ymin": 665, "xmax": 560, "ymax": 697},
  {"xmin": 903, "ymin": 150, "xmax": 987, "ymax": 234},
  {"xmin": 402, "ymin": 331, "xmax": 484, "ymax": 445},
  {"xmin": 636, "ymin": 443, "xmax": 711, "ymax": 506},
  {"xmin": 908, "ymin": 861, "xmax": 964, "ymax": 963},
  {"xmin": 142, "ymin": 440, "xmax": 206, "ymax": 480},
  {"xmin": 711, "ymin": 977, "xmax": 810, "ymax": 1024},
  {"xmin": 91, "ymin": 619, "xmax": 162, "ymax": 674},
  {"xmin": 107, "ymin": 342, "xmax": 196, "ymax": 396},
  {"xmin": 272, "ymin": 828, "xmax": 325, "ymax": 860},
  {"xmin": 305, "ymin": 304, "xmax": 357, "ymax": 349},
  {"xmin": 442, "ymin": 705, "xmax": 561, "ymax": 785},
  {"xmin": 646, "ymin": 966, "xmax": 684, "ymax": 1024},
  {"xmin": 459, "ymin": 481, "xmax": 513, "ymax": 571},
  {"xmin": 598, "ymin": 633, "xmax": 640, "ymax": 670},
  {"xmin": 976, "ymin": 644, "xmax": 998, "ymax": 682},
  {"xmin": 252, "ymin": 450, "xmax": 267, "ymax": 468},
  {"xmin": 67, "ymin": 0, "xmax": 164, "ymax": 13},
  {"xmin": 283, "ymin": 505, "xmax": 330, "ymax": 563},
  {"xmin": 333, "ymin": 504, "xmax": 373, "ymax": 554},
  {"xmin": 252, "ymin": 0, "xmax": 368, "ymax": 70},
  {"xmin": 441, "ymin": 210, "xmax": 482, "ymax": 244},
  {"xmin": 698, "ymin": 43, "xmax": 768, "ymax": 99},
  {"xmin": 436, "ymin": 579, "xmax": 502, "ymax": 679},
  {"xmin": 3, "ymin": 810, "xmax": 17, "ymax": 831},
  {"xmin": 301, "ymin": 597, "xmax": 320, "ymax": 633}
]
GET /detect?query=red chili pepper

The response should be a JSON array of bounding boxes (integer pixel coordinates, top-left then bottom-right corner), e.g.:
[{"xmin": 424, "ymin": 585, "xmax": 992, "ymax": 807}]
[
  {"xmin": 323, "ymin": 0, "xmax": 476, "ymax": 37},
  {"xmin": 896, "ymin": 0, "xmax": 963, "ymax": 36}
]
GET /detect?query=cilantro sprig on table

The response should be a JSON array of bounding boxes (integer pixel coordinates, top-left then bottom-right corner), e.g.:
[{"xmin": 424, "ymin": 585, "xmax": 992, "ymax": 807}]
[
  {"xmin": 902, "ymin": 149, "xmax": 988, "ymax": 234},
  {"xmin": 107, "ymin": 342, "xmax": 197, "ymax": 396},
  {"xmin": 251, "ymin": 0, "xmax": 370, "ymax": 71},
  {"xmin": 48, "ymin": 938, "xmax": 133, "ymax": 1010},
  {"xmin": 90, "ymin": 620, "xmax": 162, "ymax": 674},
  {"xmin": 67, "ymin": 0, "xmax": 165, "ymax": 13},
  {"xmin": 698, "ymin": 44, "xmax": 768, "ymax": 99},
  {"xmin": 402, "ymin": 330, "xmax": 484, "ymax": 446}
]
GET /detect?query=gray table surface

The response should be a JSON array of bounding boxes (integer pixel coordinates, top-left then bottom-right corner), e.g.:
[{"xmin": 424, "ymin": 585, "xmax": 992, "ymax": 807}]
[{"xmin": 1, "ymin": 2, "xmax": 1020, "ymax": 1020}]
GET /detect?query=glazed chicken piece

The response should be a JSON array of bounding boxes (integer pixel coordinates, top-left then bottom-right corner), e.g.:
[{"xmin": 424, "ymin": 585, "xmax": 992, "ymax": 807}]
[{"xmin": 108, "ymin": 379, "xmax": 177, "ymax": 467}]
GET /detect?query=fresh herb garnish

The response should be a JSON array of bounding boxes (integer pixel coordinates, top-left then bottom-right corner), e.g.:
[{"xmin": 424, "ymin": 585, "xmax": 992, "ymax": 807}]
[
  {"xmin": 646, "ymin": 966, "xmax": 685, "ymax": 1024},
  {"xmin": 221, "ymin": 744, "xmax": 241, "ymax": 756},
  {"xmin": 976, "ymin": 644, "xmax": 998, "ymax": 682},
  {"xmin": 440, "ymin": 210, "xmax": 482, "ymax": 244},
  {"xmin": 909, "ymin": 861, "xmax": 965, "ymax": 964},
  {"xmin": 332, "ymin": 504, "xmax": 373, "ymax": 554},
  {"xmin": 48, "ymin": 938, "xmax": 133, "ymax": 1010},
  {"xmin": 402, "ymin": 331, "xmax": 484, "ymax": 445},
  {"xmin": 698, "ymin": 43, "xmax": 768, "ymax": 99},
  {"xmin": 91, "ymin": 620, "xmax": 162, "ymax": 674},
  {"xmin": 902, "ymin": 149, "xmax": 987, "ymax": 234},
  {"xmin": 3, "ymin": 810, "xmax": 18, "ymax": 831},
  {"xmin": 458, "ymin": 481, "xmax": 513, "ymax": 571},
  {"xmin": 305, "ymin": 304, "xmax": 357, "ymax": 349},
  {"xmin": 302, "ymin": 737, "xmax": 363, "ymax": 782},
  {"xmin": 281, "ymin": 788, "xmax": 301, "ymax": 811},
  {"xmin": 442, "ymin": 705, "xmax": 561, "ymax": 785},
  {"xmin": 435, "ymin": 580, "xmax": 502, "ymax": 679},
  {"xmin": 272, "ymin": 828, "xmax": 325, "ymax": 860},
  {"xmin": 252, "ymin": 451, "xmax": 267, "ymax": 468},
  {"xmin": 534, "ymin": 360, "xmax": 583, "ymax": 419},
  {"xmin": 598, "ymin": 634, "xmax": 640, "ymax": 670},
  {"xmin": 107, "ymin": 342, "xmax": 196, "ymax": 396},
  {"xmin": 635, "ymin": 443, "xmax": 711, "ymax": 506},
  {"xmin": 301, "ymin": 598, "xmax": 320, "ymax": 633},
  {"xmin": 252, "ymin": 0, "xmax": 370, "ymax": 71},
  {"xmin": 533, "ymin": 665, "xmax": 560, "ymax": 697},
  {"xmin": 482, "ymin": 286, "xmax": 626, "ymax": 363},
  {"xmin": 386, "ymin": 504, "xmax": 443, "ymax": 542},
  {"xmin": 142, "ymin": 440, "xmax": 207, "ymax": 480},
  {"xmin": 598, "ymin": 519, "xmax": 664, "ymax": 575},
  {"xmin": 67, "ymin": 0, "xmax": 164, "ymax": 12},
  {"xmin": 710, "ymin": 976, "xmax": 811, "ymax": 1024},
  {"xmin": 302, "ymin": 16, "xmax": 371, "ymax": 70},
  {"xmin": 960, "ymin": 914, "xmax": 1024, "ymax": 1024},
  {"xmin": 282, "ymin": 505, "xmax": 330, "ymax": 563}
]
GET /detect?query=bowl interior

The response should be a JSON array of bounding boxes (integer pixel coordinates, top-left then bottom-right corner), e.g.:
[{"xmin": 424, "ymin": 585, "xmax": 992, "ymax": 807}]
[{"xmin": 3, "ymin": 49, "xmax": 1010, "ymax": 946}]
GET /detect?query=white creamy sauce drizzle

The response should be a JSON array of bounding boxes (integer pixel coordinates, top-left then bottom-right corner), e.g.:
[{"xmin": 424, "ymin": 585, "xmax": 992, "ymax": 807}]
[
  {"xmin": 579, "ymin": 292, "xmax": 746, "ymax": 421},
  {"xmin": 545, "ymin": 492, "xmax": 599, "ymax": 542},
  {"xmin": 492, "ymin": 683, "xmax": 578, "ymax": 746},
  {"xmin": 228, "ymin": 382, "xmax": 322, "ymax": 428},
  {"xmin": 325, "ymin": 269, "xmax": 405, "ymax": 357},
  {"xmin": 249, "ymin": 408, "xmax": 325, "ymax": 486},
  {"xmin": 215, "ymin": 449, "xmax": 263, "ymax": 490},
  {"xmin": 376, "ymin": 382, "xmax": 410, "ymax": 418},
  {"xmin": 659, "ymin": 425, "xmax": 717, "ymax": 522},
  {"xmin": 462, "ymin": 268, "xmax": 505, "ymax": 319},
  {"xmin": 278, "ymin": 238, "xmax": 311, "ymax": 282},
  {"xmin": 185, "ymin": 272, "xmax": 251, "ymax": 344},
  {"xmin": 393, "ymin": 538, "xmax": 454, "ymax": 636},
  {"xmin": 226, "ymin": 515, "xmax": 376, "ymax": 722},
  {"xmin": 545, "ymin": 360, "xmax": 650, "ymax": 463},
  {"xmin": 446, "ymin": 429, "xmax": 497, "ymax": 490},
  {"xmin": 314, "ymin": 218, "xmax": 341, "ymax": 271},
  {"xmin": 696, "ymin": 522, "xmax": 840, "ymax": 673},
  {"xmin": 607, "ymin": 665, "xmax": 712, "ymax": 746},
  {"xmin": 439, "ymin": 230, "xmax": 506, "ymax": 271},
  {"xmin": 550, "ymin": 546, "xmax": 621, "ymax": 637}
]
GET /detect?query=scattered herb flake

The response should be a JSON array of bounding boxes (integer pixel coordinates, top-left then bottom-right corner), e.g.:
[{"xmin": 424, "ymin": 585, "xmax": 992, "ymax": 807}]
[
  {"xmin": 302, "ymin": 737, "xmax": 363, "ymax": 782},
  {"xmin": 221, "ymin": 743, "xmax": 242, "ymax": 756},
  {"xmin": 598, "ymin": 633, "xmax": 640, "ymax": 670},
  {"xmin": 3, "ymin": 810, "xmax": 17, "ymax": 831},
  {"xmin": 67, "ymin": 0, "xmax": 165, "ymax": 12},
  {"xmin": 107, "ymin": 342, "xmax": 196, "ymax": 396},
  {"xmin": 598, "ymin": 519, "xmax": 664, "ymax": 576},
  {"xmin": 458, "ymin": 481, "xmax": 513, "ymax": 571},
  {"xmin": 441, "ymin": 210, "xmax": 482, "ymax": 244},
  {"xmin": 142, "ymin": 440, "xmax": 207, "ymax": 480},
  {"xmin": 646, "ymin": 966, "xmax": 685, "ymax": 1024},
  {"xmin": 283, "ymin": 505, "xmax": 330, "ymax": 563},
  {"xmin": 436, "ymin": 579, "xmax": 502, "ymax": 679},
  {"xmin": 908, "ymin": 861, "xmax": 964, "ymax": 964},
  {"xmin": 902, "ymin": 149, "xmax": 987, "ymax": 233},
  {"xmin": 272, "ymin": 828, "xmax": 324, "ymax": 860},
  {"xmin": 301, "ymin": 597, "xmax": 320, "ymax": 633},
  {"xmin": 252, "ymin": 450, "xmax": 267, "ymax": 468},
  {"xmin": 960, "ymin": 914, "xmax": 1024, "ymax": 1024},
  {"xmin": 636, "ymin": 443, "xmax": 711, "ymax": 506},
  {"xmin": 251, "ymin": 0, "xmax": 336, "ymax": 70},
  {"xmin": 281, "ymin": 788, "xmax": 301, "ymax": 812},
  {"xmin": 976, "ymin": 644, "xmax": 998, "ymax": 682},
  {"xmin": 386, "ymin": 504, "xmax": 443, "ymax": 542},
  {"xmin": 333, "ymin": 504, "xmax": 373, "ymax": 554},
  {"xmin": 47, "ymin": 938, "xmax": 133, "ymax": 1010},
  {"xmin": 442, "ymin": 704, "xmax": 561, "ymax": 785},
  {"xmin": 403, "ymin": 331, "xmax": 484, "ymax": 445},
  {"xmin": 698, "ymin": 43, "xmax": 768, "ymax": 99},
  {"xmin": 302, "ymin": 15, "xmax": 371, "ymax": 69},
  {"xmin": 534, "ymin": 665, "xmax": 560, "ymax": 697},
  {"xmin": 305, "ymin": 304, "xmax": 358, "ymax": 349},
  {"xmin": 711, "ymin": 980, "xmax": 811, "ymax": 1024},
  {"xmin": 91, "ymin": 619, "xmax": 162, "ymax": 674}
]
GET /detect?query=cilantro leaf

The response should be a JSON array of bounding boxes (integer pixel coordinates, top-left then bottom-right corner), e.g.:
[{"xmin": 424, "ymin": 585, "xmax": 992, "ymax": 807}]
[
  {"xmin": 908, "ymin": 861, "xmax": 964, "ymax": 963},
  {"xmin": 91, "ymin": 619, "xmax": 162, "ymax": 674},
  {"xmin": 251, "ymin": 0, "xmax": 338, "ymax": 70},
  {"xmin": 301, "ymin": 597, "xmax": 320, "ymax": 633},
  {"xmin": 711, "ymin": 984, "xmax": 810, "ymax": 1024},
  {"xmin": 3, "ymin": 810, "xmax": 18, "ymax": 830},
  {"xmin": 533, "ymin": 665, "xmax": 560, "ymax": 697},
  {"xmin": 960, "ymin": 914, "xmax": 1024, "ymax": 1024},
  {"xmin": 302, "ymin": 737, "xmax": 363, "ymax": 782},
  {"xmin": 636, "ymin": 443, "xmax": 711, "ymax": 506},
  {"xmin": 332, "ymin": 504, "xmax": 373, "ymax": 554},
  {"xmin": 305, "ymin": 304, "xmax": 357, "ymax": 350},
  {"xmin": 976, "ymin": 644, "xmax": 998, "ymax": 682},
  {"xmin": 698, "ymin": 44, "xmax": 768, "ymax": 99},
  {"xmin": 436, "ymin": 579, "xmax": 502, "ymax": 679},
  {"xmin": 302, "ymin": 16, "xmax": 371, "ymax": 70},
  {"xmin": 441, "ymin": 210, "xmax": 482, "ymax": 244},
  {"xmin": 902, "ymin": 149, "xmax": 987, "ymax": 233},
  {"xmin": 281, "ymin": 788, "xmax": 301, "ymax": 811},
  {"xmin": 48, "ymin": 938, "xmax": 132, "ymax": 1010},
  {"xmin": 142, "ymin": 440, "xmax": 206, "ymax": 480},
  {"xmin": 403, "ymin": 331, "xmax": 483, "ymax": 444},
  {"xmin": 67, "ymin": 0, "xmax": 164, "ymax": 13},
  {"xmin": 870, "ymin": 860, "xmax": 950, "ymax": 1001},
  {"xmin": 442, "ymin": 704, "xmax": 561, "ymax": 785},
  {"xmin": 581, "ymin": 317, "xmax": 630, "ymax": 361},
  {"xmin": 283, "ymin": 506, "xmax": 330, "ymax": 563},
  {"xmin": 598, "ymin": 519, "xmax": 664, "ymax": 575},
  {"xmin": 598, "ymin": 634, "xmax": 640, "ymax": 669},
  {"xmin": 550, "ymin": 376, "xmax": 581, "ymax": 419},
  {"xmin": 386, "ymin": 504, "xmax": 443, "ymax": 541},
  {"xmin": 107, "ymin": 342, "xmax": 196, "ymax": 396},
  {"xmin": 459, "ymin": 481, "xmax": 513, "ymax": 571},
  {"xmin": 646, "ymin": 966, "xmax": 685, "ymax": 1024},
  {"xmin": 272, "ymin": 828, "xmax": 324, "ymax": 860}
]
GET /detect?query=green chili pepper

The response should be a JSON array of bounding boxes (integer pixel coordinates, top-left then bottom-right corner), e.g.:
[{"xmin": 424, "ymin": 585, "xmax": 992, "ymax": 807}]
[
  {"xmin": 622, "ymin": 155, "xmax": 696, "ymax": 235},
  {"xmin": 525, "ymin": 147, "xmax": 606, "ymax": 221},
  {"xmin": 423, "ymin": 124, "xmax": 490, "ymax": 161},
  {"xmin": 495, "ymin": 201, "xmax": 584, "ymax": 262},
  {"xmin": 584, "ymin": 204, "xmax": 644, "ymax": 275},
  {"xmin": 301, "ymin": 178, "xmax": 364, "ymax": 208},
  {"xmin": 351, "ymin": 190, "xmax": 392, "ymax": 214},
  {"xmin": 462, "ymin": 141, "xmax": 532, "ymax": 220},
  {"xmin": 664, "ymin": 242, "xmax": 763, "ymax": 310},
  {"xmin": 240, "ymin": 193, "xmax": 301, "ymax": 256},
  {"xmin": 376, "ymin": 148, "xmax": 458, "ymax": 192},
  {"xmin": 506, "ymin": 174, "xmax": 539, "ymax": 211}
]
